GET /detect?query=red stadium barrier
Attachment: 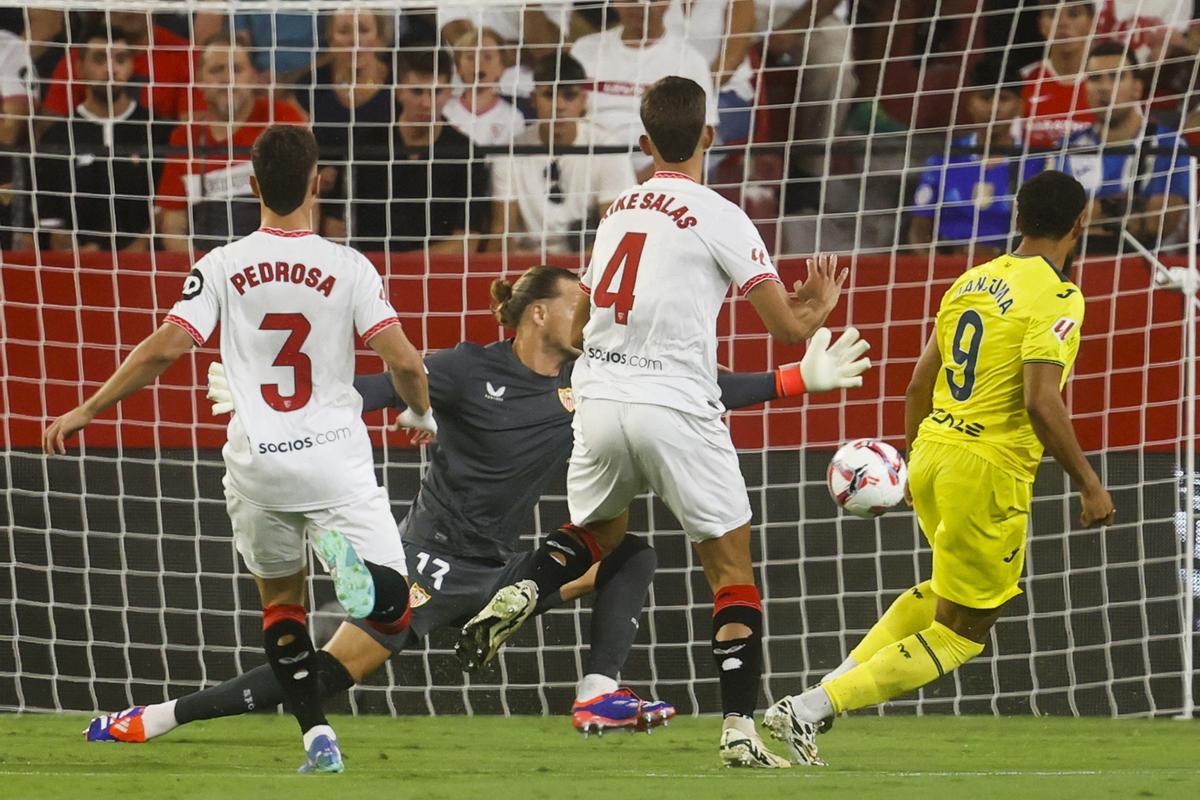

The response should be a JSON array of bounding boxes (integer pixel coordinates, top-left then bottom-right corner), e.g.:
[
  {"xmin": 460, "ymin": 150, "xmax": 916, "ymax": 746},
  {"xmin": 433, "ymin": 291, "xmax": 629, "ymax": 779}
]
[{"xmin": 2, "ymin": 250, "xmax": 1192, "ymax": 452}]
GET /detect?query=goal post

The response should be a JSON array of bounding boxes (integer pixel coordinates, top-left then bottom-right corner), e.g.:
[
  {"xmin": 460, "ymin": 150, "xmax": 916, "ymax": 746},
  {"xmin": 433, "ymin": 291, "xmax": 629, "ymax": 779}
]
[{"xmin": 1, "ymin": 0, "xmax": 1197, "ymax": 719}]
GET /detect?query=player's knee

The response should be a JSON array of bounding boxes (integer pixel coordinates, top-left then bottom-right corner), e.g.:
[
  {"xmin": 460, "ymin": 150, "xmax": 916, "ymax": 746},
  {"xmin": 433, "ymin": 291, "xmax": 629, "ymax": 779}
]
[
  {"xmin": 363, "ymin": 561, "xmax": 411, "ymax": 634},
  {"xmin": 594, "ymin": 534, "xmax": 656, "ymax": 590},
  {"xmin": 936, "ymin": 597, "xmax": 1003, "ymax": 644}
]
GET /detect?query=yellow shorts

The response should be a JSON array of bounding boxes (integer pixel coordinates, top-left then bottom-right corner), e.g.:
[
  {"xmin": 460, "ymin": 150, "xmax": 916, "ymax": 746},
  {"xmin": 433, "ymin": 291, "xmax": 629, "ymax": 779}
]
[{"xmin": 908, "ymin": 439, "xmax": 1033, "ymax": 609}]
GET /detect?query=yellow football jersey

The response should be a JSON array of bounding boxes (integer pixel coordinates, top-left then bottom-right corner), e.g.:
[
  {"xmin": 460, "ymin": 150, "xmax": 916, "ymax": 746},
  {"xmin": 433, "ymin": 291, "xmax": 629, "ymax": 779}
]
[{"xmin": 916, "ymin": 253, "xmax": 1085, "ymax": 482}]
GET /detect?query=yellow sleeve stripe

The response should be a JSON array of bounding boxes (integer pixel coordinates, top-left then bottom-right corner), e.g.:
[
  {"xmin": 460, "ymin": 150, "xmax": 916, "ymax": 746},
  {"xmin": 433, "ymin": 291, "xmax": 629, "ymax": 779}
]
[{"xmin": 1023, "ymin": 358, "xmax": 1065, "ymax": 366}]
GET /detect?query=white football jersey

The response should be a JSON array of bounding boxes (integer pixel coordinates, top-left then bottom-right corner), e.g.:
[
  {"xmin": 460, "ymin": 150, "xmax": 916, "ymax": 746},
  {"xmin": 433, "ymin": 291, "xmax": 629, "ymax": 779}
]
[
  {"xmin": 574, "ymin": 172, "xmax": 780, "ymax": 418},
  {"xmin": 165, "ymin": 227, "xmax": 401, "ymax": 511}
]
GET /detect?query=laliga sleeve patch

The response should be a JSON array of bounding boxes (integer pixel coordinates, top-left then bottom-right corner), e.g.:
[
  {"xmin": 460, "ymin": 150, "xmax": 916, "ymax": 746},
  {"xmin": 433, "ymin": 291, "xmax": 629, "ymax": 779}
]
[
  {"xmin": 180, "ymin": 268, "xmax": 205, "ymax": 300},
  {"xmin": 1052, "ymin": 317, "xmax": 1077, "ymax": 341}
]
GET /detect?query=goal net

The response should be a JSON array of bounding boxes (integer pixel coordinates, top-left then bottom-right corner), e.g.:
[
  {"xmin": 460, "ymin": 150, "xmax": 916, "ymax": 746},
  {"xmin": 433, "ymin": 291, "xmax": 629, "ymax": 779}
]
[{"xmin": 2, "ymin": 0, "xmax": 1197, "ymax": 719}]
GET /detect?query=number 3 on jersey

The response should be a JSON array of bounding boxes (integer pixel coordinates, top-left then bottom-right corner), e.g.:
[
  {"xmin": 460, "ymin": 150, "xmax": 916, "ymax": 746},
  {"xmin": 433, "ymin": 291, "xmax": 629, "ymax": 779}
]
[
  {"xmin": 260, "ymin": 312, "xmax": 312, "ymax": 411},
  {"xmin": 946, "ymin": 309, "xmax": 984, "ymax": 401},
  {"xmin": 594, "ymin": 231, "xmax": 646, "ymax": 324}
]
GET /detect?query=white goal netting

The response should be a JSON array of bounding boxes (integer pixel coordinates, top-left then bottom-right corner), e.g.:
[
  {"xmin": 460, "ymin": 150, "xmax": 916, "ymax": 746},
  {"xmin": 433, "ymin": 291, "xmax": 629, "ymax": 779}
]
[{"xmin": 2, "ymin": 0, "xmax": 1198, "ymax": 718}]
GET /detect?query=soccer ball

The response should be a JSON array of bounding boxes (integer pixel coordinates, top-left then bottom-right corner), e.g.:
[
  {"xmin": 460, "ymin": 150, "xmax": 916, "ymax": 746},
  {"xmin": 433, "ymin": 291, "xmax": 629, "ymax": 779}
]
[{"xmin": 827, "ymin": 439, "xmax": 908, "ymax": 519}]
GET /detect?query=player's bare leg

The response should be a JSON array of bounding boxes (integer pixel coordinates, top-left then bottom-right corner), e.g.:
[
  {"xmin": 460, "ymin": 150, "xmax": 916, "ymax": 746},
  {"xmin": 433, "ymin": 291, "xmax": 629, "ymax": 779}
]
[
  {"xmin": 457, "ymin": 513, "xmax": 624, "ymax": 671},
  {"xmin": 256, "ymin": 571, "xmax": 344, "ymax": 773},
  {"xmin": 694, "ymin": 525, "xmax": 790, "ymax": 769}
]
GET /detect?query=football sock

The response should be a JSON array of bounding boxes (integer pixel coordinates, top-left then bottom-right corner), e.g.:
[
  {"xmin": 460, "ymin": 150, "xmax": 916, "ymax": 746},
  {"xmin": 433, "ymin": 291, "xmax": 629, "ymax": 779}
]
[
  {"xmin": 262, "ymin": 604, "xmax": 326, "ymax": 734},
  {"xmin": 822, "ymin": 620, "xmax": 985, "ymax": 714},
  {"xmin": 847, "ymin": 580, "xmax": 938, "ymax": 665},
  {"xmin": 586, "ymin": 534, "xmax": 656, "ymax": 681},
  {"xmin": 528, "ymin": 524, "xmax": 602, "ymax": 598},
  {"xmin": 303, "ymin": 724, "xmax": 337, "ymax": 751},
  {"xmin": 174, "ymin": 650, "xmax": 355, "ymax": 725},
  {"xmin": 576, "ymin": 673, "xmax": 620, "ymax": 703},
  {"xmin": 138, "ymin": 699, "xmax": 178, "ymax": 739},
  {"xmin": 711, "ymin": 584, "xmax": 763, "ymax": 720}
]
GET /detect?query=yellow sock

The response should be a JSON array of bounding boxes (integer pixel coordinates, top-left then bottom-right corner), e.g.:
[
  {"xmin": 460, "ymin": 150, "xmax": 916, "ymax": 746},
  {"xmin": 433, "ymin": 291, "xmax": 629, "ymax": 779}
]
[
  {"xmin": 823, "ymin": 620, "xmax": 984, "ymax": 714},
  {"xmin": 848, "ymin": 581, "xmax": 938, "ymax": 664}
]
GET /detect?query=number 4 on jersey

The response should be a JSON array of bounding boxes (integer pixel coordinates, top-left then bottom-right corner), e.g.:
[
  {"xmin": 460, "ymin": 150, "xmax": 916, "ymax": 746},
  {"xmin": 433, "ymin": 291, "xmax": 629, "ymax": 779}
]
[{"xmin": 594, "ymin": 232, "xmax": 646, "ymax": 324}]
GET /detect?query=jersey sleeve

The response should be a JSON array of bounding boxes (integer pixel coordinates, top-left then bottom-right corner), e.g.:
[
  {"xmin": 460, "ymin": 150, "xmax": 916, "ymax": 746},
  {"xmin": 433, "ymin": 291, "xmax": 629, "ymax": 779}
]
[
  {"xmin": 164, "ymin": 252, "xmax": 223, "ymax": 345},
  {"xmin": 352, "ymin": 254, "xmax": 401, "ymax": 342},
  {"xmin": 1021, "ymin": 285, "xmax": 1085, "ymax": 369},
  {"xmin": 708, "ymin": 209, "xmax": 782, "ymax": 295},
  {"xmin": 422, "ymin": 346, "xmax": 466, "ymax": 411}
]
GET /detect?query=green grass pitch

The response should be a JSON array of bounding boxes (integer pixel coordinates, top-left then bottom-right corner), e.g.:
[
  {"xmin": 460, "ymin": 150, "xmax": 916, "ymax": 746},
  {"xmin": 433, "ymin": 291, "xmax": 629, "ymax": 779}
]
[{"xmin": 1, "ymin": 713, "xmax": 1195, "ymax": 799}]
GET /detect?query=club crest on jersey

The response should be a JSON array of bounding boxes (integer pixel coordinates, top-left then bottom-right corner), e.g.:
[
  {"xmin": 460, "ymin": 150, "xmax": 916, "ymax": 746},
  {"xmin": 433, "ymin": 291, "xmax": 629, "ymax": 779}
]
[
  {"xmin": 558, "ymin": 387, "xmax": 575, "ymax": 413},
  {"xmin": 485, "ymin": 381, "xmax": 506, "ymax": 401},
  {"xmin": 180, "ymin": 268, "xmax": 204, "ymax": 300},
  {"xmin": 1052, "ymin": 317, "xmax": 1077, "ymax": 341},
  {"xmin": 408, "ymin": 582, "xmax": 431, "ymax": 608}
]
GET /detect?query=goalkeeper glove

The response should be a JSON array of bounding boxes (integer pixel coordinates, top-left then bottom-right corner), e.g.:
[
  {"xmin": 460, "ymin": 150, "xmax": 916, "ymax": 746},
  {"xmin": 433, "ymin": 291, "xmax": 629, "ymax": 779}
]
[
  {"xmin": 206, "ymin": 361, "xmax": 234, "ymax": 416},
  {"xmin": 775, "ymin": 327, "xmax": 871, "ymax": 396}
]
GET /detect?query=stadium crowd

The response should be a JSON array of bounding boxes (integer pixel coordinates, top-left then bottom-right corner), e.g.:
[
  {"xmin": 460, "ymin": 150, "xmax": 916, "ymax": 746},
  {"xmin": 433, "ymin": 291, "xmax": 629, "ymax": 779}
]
[{"xmin": 0, "ymin": 0, "xmax": 1196, "ymax": 259}]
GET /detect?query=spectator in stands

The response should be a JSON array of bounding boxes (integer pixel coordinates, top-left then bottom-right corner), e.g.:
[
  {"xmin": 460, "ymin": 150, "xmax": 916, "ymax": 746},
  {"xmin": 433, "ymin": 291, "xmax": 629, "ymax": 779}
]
[
  {"xmin": 34, "ymin": 25, "xmax": 162, "ymax": 253},
  {"xmin": 444, "ymin": 27, "xmax": 527, "ymax": 145},
  {"xmin": 233, "ymin": 5, "xmax": 319, "ymax": 82},
  {"xmin": 1095, "ymin": 0, "xmax": 1198, "ymax": 68},
  {"xmin": 664, "ymin": 0, "xmax": 757, "ymax": 144},
  {"xmin": 1019, "ymin": 0, "xmax": 1097, "ymax": 148},
  {"xmin": 908, "ymin": 59, "xmax": 1049, "ymax": 260},
  {"xmin": 1058, "ymin": 41, "xmax": 1190, "ymax": 253},
  {"xmin": 571, "ymin": 0, "xmax": 717, "ymax": 179},
  {"xmin": 294, "ymin": 9, "xmax": 395, "ymax": 230},
  {"xmin": 156, "ymin": 39, "xmax": 306, "ymax": 252},
  {"xmin": 438, "ymin": 4, "xmax": 587, "ymax": 64},
  {"xmin": 487, "ymin": 53, "xmax": 635, "ymax": 254},
  {"xmin": 42, "ymin": 11, "xmax": 199, "ymax": 124},
  {"xmin": 330, "ymin": 48, "xmax": 487, "ymax": 254},
  {"xmin": 0, "ymin": 22, "xmax": 36, "ymax": 250}
]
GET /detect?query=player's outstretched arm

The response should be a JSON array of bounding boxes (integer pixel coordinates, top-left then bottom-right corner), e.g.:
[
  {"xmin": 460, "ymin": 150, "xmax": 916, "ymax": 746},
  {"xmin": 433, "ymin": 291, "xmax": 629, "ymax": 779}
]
[
  {"xmin": 367, "ymin": 325, "xmax": 433, "ymax": 428},
  {"xmin": 746, "ymin": 253, "xmax": 847, "ymax": 344},
  {"xmin": 905, "ymin": 336, "xmax": 942, "ymax": 454},
  {"xmin": 43, "ymin": 322, "xmax": 194, "ymax": 454},
  {"xmin": 1024, "ymin": 362, "xmax": 1115, "ymax": 527}
]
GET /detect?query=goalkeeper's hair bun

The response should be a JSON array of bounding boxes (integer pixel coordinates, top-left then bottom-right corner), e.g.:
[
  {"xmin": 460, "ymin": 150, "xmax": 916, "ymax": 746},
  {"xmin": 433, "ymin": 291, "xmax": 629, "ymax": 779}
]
[{"xmin": 490, "ymin": 266, "xmax": 579, "ymax": 328}]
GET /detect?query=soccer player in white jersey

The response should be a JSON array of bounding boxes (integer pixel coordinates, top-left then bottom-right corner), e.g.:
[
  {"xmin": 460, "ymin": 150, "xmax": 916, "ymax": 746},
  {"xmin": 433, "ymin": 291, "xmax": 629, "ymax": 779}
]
[
  {"xmin": 42, "ymin": 125, "xmax": 435, "ymax": 774},
  {"xmin": 458, "ymin": 76, "xmax": 871, "ymax": 768}
]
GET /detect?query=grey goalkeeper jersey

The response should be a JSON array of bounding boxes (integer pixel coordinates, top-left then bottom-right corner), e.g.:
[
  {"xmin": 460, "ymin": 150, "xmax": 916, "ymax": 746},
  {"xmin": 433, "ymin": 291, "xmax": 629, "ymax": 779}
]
[{"xmin": 355, "ymin": 339, "xmax": 777, "ymax": 563}]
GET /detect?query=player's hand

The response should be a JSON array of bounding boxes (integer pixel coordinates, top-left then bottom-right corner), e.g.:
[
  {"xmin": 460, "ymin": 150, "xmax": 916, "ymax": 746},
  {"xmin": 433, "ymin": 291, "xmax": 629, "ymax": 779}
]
[
  {"xmin": 1079, "ymin": 484, "xmax": 1116, "ymax": 527},
  {"xmin": 206, "ymin": 361, "xmax": 235, "ymax": 416},
  {"xmin": 793, "ymin": 253, "xmax": 848, "ymax": 316},
  {"xmin": 798, "ymin": 327, "xmax": 872, "ymax": 392},
  {"xmin": 43, "ymin": 406, "xmax": 95, "ymax": 455},
  {"xmin": 389, "ymin": 407, "xmax": 438, "ymax": 444}
]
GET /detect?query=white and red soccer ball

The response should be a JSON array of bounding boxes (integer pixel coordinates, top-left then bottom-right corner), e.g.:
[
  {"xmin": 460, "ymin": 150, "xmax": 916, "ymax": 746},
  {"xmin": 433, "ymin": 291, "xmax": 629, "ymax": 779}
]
[{"xmin": 827, "ymin": 439, "xmax": 908, "ymax": 519}]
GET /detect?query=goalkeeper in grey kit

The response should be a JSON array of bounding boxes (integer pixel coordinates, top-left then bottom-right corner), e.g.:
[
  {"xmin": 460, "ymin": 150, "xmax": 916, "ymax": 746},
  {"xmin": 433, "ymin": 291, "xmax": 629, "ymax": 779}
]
[{"xmin": 85, "ymin": 264, "xmax": 868, "ymax": 740}]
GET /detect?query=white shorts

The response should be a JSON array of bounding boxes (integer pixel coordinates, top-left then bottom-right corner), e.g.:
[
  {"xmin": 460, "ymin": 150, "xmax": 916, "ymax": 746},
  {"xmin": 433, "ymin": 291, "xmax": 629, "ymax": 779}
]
[
  {"xmin": 226, "ymin": 484, "xmax": 407, "ymax": 579},
  {"xmin": 567, "ymin": 398, "xmax": 752, "ymax": 542}
]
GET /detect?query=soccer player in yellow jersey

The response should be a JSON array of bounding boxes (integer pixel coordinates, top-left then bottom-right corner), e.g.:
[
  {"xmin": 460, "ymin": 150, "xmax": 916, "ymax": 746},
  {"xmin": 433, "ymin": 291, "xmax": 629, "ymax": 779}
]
[{"xmin": 762, "ymin": 170, "xmax": 1116, "ymax": 765}]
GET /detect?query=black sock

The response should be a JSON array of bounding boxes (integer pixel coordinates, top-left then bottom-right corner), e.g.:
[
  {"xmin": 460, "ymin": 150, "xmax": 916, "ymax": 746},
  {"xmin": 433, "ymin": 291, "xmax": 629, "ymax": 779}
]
[
  {"xmin": 528, "ymin": 524, "xmax": 601, "ymax": 598},
  {"xmin": 711, "ymin": 585, "xmax": 763, "ymax": 719},
  {"xmin": 262, "ymin": 605, "xmax": 326, "ymax": 733},
  {"xmin": 174, "ymin": 650, "xmax": 356, "ymax": 725},
  {"xmin": 587, "ymin": 535, "xmax": 656, "ymax": 679}
]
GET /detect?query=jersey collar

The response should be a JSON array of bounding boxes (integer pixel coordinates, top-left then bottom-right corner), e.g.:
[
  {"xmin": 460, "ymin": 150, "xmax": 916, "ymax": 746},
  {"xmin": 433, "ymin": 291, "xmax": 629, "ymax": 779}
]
[
  {"xmin": 1008, "ymin": 251, "xmax": 1069, "ymax": 281},
  {"xmin": 651, "ymin": 170, "xmax": 697, "ymax": 182},
  {"xmin": 259, "ymin": 226, "xmax": 315, "ymax": 237}
]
